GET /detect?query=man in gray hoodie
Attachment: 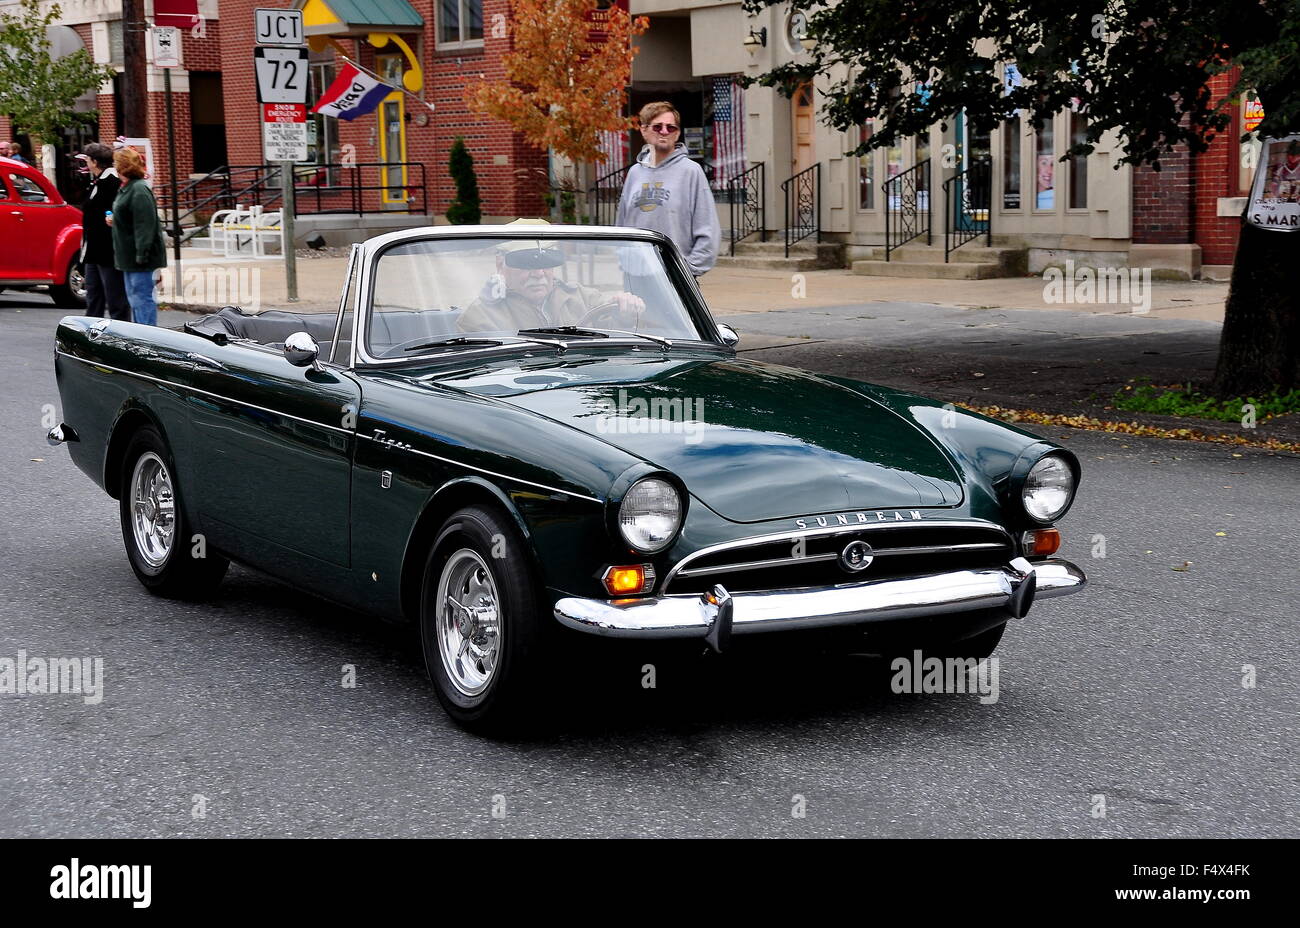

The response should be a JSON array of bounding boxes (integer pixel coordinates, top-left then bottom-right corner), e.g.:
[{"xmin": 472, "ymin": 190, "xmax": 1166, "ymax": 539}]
[{"xmin": 617, "ymin": 102, "xmax": 721, "ymax": 277}]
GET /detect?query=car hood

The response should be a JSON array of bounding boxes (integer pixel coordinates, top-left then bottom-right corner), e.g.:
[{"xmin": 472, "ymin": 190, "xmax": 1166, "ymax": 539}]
[{"xmin": 430, "ymin": 351, "xmax": 964, "ymax": 522}]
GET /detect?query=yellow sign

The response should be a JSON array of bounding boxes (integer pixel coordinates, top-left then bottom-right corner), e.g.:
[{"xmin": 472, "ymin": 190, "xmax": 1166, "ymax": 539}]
[{"xmin": 1244, "ymin": 98, "xmax": 1265, "ymax": 133}]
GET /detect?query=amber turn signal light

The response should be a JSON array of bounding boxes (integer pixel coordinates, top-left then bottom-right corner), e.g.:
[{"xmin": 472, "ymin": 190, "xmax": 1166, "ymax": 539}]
[
  {"xmin": 602, "ymin": 564, "xmax": 656, "ymax": 596},
  {"xmin": 1021, "ymin": 528, "xmax": 1061, "ymax": 556}
]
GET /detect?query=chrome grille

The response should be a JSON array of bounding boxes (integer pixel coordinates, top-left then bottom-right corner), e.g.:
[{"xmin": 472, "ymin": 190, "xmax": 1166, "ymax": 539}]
[{"xmin": 663, "ymin": 522, "xmax": 1013, "ymax": 595}]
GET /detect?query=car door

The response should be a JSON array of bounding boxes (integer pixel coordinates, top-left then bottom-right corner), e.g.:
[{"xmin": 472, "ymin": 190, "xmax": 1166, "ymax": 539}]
[
  {"xmin": 184, "ymin": 339, "xmax": 361, "ymax": 568},
  {"xmin": 0, "ymin": 173, "xmax": 20, "ymax": 279},
  {"xmin": 5, "ymin": 169, "xmax": 66, "ymax": 280}
]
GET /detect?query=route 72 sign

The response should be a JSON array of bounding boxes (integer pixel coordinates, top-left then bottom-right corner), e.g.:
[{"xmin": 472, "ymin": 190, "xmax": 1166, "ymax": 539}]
[{"xmin": 254, "ymin": 46, "xmax": 309, "ymax": 104}]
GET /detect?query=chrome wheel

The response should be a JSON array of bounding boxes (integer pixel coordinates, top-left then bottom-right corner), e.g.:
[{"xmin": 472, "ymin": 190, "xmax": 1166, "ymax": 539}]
[
  {"xmin": 436, "ymin": 548, "xmax": 502, "ymax": 697},
  {"xmin": 69, "ymin": 263, "xmax": 87, "ymax": 301},
  {"xmin": 129, "ymin": 451, "xmax": 175, "ymax": 570}
]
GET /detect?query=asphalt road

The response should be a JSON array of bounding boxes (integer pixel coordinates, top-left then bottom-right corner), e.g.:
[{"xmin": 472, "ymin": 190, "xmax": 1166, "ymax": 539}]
[{"xmin": 2, "ymin": 290, "xmax": 1296, "ymax": 838}]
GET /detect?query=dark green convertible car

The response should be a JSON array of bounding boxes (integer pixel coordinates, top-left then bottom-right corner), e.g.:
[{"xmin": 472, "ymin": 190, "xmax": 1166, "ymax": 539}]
[{"xmin": 51, "ymin": 224, "xmax": 1084, "ymax": 731}]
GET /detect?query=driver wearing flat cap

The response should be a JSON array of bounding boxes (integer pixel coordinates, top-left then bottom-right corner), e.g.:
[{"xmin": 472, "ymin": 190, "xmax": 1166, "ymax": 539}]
[{"xmin": 460, "ymin": 223, "xmax": 645, "ymax": 334}]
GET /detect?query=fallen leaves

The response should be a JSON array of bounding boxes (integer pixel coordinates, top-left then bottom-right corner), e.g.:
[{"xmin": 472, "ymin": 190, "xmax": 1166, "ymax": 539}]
[{"xmin": 957, "ymin": 404, "xmax": 1300, "ymax": 454}]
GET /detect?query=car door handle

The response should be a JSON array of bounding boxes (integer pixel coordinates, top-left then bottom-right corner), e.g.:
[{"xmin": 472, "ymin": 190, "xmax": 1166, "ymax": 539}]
[
  {"xmin": 186, "ymin": 352, "xmax": 226, "ymax": 370},
  {"xmin": 8, "ymin": 211, "xmax": 21, "ymax": 218}
]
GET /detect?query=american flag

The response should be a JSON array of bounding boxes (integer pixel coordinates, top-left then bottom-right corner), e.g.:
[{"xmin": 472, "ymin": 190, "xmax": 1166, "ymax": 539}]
[
  {"xmin": 711, "ymin": 76, "xmax": 746, "ymax": 186},
  {"xmin": 597, "ymin": 128, "xmax": 630, "ymax": 180}
]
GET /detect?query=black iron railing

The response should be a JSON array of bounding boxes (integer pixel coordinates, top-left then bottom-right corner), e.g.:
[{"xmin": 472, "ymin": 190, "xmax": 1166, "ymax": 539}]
[
  {"xmin": 781, "ymin": 163, "xmax": 820, "ymax": 258},
  {"xmin": 158, "ymin": 161, "xmax": 429, "ymax": 241},
  {"xmin": 586, "ymin": 163, "xmax": 634, "ymax": 226},
  {"xmin": 942, "ymin": 158, "xmax": 992, "ymax": 261},
  {"xmin": 726, "ymin": 162, "xmax": 766, "ymax": 256},
  {"xmin": 882, "ymin": 158, "xmax": 931, "ymax": 259}
]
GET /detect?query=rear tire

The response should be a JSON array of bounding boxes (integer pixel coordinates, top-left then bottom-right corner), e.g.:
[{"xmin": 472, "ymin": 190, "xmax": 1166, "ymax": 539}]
[
  {"xmin": 118, "ymin": 424, "xmax": 228, "ymax": 597},
  {"xmin": 419, "ymin": 505, "xmax": 550, "ymax": 734},
  {"xmin": 50, "ymin": 258, "xmax": 86, "ymax": 309}
]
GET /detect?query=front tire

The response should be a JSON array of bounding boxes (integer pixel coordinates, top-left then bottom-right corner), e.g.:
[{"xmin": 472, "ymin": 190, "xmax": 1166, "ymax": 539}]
[
  {"xmin": 419, "ymin": 505, "xmax": 548, "ymax": 734},
  {"xmin": 119, "ymin": 425, "xmax": 228, "ymax": 597}
]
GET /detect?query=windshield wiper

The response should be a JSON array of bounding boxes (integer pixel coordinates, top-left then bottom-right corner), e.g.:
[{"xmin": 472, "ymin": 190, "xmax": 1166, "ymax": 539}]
[
  {"xmin": 518, "ymin": 326, "xmax": 672, "ymax": 351},
  {"xmin": 401, "ymin": 334, "xmax": 570, "ymax": 355},
  {"xmin": 403, "ymin": 337, "xmax": 505, "ymax": 352}
]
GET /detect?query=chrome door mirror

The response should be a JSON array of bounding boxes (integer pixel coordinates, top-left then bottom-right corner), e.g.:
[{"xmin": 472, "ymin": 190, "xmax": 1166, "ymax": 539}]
[
  {"xmin": 716, "ymin": 323, "xmax": 739, "ymax": 348},
  {"xmin": 284, "ymin": 331, "xmax": 322, "ymax": 370}
]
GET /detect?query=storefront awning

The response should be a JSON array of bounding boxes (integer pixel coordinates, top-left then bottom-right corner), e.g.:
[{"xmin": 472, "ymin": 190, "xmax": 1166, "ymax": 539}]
[{"xmin": 301, "ymin": 0, "xmax": 424, "ymax": 37}]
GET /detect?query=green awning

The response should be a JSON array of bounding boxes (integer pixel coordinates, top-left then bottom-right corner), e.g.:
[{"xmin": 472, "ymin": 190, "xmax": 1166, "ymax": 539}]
[{"xmin": 302, "ymin": 0, "xmax": 424, "ymax": 36}]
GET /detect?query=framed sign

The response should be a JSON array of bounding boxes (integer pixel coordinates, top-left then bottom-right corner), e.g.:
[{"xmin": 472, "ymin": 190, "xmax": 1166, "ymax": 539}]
[{"xmin": 1246, "ymin": 134, "xmax": 1300, "ymax": 232}]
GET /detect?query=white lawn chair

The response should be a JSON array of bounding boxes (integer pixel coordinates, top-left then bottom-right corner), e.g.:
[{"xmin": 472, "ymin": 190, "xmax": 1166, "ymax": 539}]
[
  {"xmin": 252, "ymin": 209, "xmax": 282, "ymax": 257},
  {"xmin": 222, "ymin": 205, "xmax": 258, "ymax": 258},
  {"xmin": 207, "ymin": 208, "xmax": 238, "ymax": 252}
]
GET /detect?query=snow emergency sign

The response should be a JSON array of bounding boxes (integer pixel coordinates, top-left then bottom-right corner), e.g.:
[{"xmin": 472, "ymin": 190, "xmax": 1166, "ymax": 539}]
[{"xmin": 263, "ymin": 103, "xmax": 308, "ymax": 162}]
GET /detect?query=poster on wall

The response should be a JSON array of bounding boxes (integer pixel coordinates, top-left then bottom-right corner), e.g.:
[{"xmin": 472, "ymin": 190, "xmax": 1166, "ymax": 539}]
[{"xmin": 1246, "ymin": 134, "xmax": 1300, "ymax": 231}]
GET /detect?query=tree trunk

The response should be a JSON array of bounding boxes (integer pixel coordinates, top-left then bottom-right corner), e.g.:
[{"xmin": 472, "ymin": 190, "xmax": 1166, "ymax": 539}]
[
  {"xmin": 1209, "ymin": 220, "xmax": 1300, "ymax": 397},
  {"xmin": 120, "ymin": 0, "xmax": 148, "ymax": 138}
]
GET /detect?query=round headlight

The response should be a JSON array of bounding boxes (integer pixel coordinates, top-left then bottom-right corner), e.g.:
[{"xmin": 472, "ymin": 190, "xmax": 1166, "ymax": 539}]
[
  {"xmin": 1022, "ymin": 454, "xmax": 1075, "ymax": 523},
  {"xmin": 618, "ymin": 478, "xmax": 682, "ymax": 553}
]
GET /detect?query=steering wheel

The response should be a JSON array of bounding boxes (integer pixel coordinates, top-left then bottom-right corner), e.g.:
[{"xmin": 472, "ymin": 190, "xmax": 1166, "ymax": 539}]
[{"xmin": 576, "ymin": 300, "xmax": 638, "ymax": 331}]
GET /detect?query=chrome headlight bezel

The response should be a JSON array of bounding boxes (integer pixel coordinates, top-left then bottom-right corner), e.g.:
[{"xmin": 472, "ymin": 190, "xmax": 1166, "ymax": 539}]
[
  {"xmin": 1018, "ymin": 452, "xmax": 1078, "ymax": 525},
  {"xmin": 617, "ymin": 477, "xmax": 684, "ymax": 554}
]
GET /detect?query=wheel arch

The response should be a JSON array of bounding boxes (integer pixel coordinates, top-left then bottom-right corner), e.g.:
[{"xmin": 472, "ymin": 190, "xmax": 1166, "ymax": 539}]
[
  {"xmin": 398, "ymin": 476, "xmax": 544, "ymax": 624},
  {"xmin": 103, "ymin": 404, "xmax": 169, "ymax": 500}
]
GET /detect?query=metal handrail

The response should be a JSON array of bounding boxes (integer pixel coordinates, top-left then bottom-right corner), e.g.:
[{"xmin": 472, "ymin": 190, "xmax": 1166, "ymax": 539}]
[
  {"xmin": 586, "ymin": 162, "xmax": 635, "ymax": 226},
  {"xmin": 781, "ymin": 163, "xmax": 820, "ymax": 258},
  {"xmin": 942, "ymin": 158, "xmax": 992, "ymax": 261},
  {"xmin": 882, "ymin": 158, "xmax": 931, "ymax": 260},
  {"xmin": 726, "ymin": 162, "xmax": 766, "ymax": 256}
]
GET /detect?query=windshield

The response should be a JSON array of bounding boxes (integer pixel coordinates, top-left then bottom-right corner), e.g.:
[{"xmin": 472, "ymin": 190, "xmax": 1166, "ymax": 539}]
[{"xmin": 365, "ymin": 236, "xmax": 708, "ymax": 359}]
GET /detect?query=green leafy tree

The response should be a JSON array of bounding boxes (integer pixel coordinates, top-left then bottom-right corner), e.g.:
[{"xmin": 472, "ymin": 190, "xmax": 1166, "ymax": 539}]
[
  {"xmin": 745, "ymin": 0, "xmax": 1300, "ymax": 396},
  {"xmin": 446, "ymin": 137, "xmax": 482, "ymax": 225},
  {"xmin": 0, "ymin": 0, "xmax": 115, "ymax": 150}
]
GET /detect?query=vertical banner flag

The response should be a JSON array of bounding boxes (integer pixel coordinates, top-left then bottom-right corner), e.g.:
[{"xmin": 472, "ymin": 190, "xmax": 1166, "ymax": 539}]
[
  {"xmin": 711, "ymin": 77, "xmax": 745, "ymax": 186},
  {"xmin": 311, "ymin": 63, "xmax": 393, "ymax": 121}
]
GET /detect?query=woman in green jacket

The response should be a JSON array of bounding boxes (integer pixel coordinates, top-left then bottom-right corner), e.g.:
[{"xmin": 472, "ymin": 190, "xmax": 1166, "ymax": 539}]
[{"xmin": 108, "ymin": 147, "xmax": 166, "ymax": 325}]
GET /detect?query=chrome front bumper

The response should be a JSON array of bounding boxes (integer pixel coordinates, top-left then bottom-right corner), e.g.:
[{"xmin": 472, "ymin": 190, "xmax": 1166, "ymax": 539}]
[{"xmin": 554, "ymin": 557, "xmax": 1085, "ymax": 650}]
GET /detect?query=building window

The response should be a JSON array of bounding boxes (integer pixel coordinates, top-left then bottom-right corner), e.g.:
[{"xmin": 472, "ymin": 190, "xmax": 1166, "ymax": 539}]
[
  {"xmin": 859, "ymin": 122, "xmax": 874, "ymax": 209},
  {"xmin": 108, "ymin": 20, "xmax": 123, "ymax": 66},
  {"xmin": 439, "ymin": 0, "xmax": 483, "ymax": 47},
  {"xmin": 1034, "ymin": 118, "xmax": 1055, "ymax": 209},
  {"xmin": 1002, "ymin": 114, "xmax": 1022, "ymax": 209},
  {"xmin": 1068, "ymin": 111, "xmax": 1088, "ymax": 209},
  {"xmin": 307, "ymin": 63, "xmax": 340, "ymax": 185}
]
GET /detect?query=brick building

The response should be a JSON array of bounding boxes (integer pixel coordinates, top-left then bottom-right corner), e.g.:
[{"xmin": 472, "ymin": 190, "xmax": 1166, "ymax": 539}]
[{"xmin": 0, "ymin": 0, "xmax": 1264, "ymax": 275}]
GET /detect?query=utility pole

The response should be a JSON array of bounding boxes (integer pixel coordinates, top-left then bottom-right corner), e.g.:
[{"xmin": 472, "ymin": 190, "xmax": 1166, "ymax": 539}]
[{"xmin": 120, "ymin": 0, "xmax": 149, "ymax": 137}]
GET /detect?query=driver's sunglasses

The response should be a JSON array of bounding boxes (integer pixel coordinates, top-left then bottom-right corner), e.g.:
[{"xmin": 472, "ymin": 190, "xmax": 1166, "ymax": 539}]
[{"xmin": 646, "ymin": 123, "xmax": 679, "ymax": 134}]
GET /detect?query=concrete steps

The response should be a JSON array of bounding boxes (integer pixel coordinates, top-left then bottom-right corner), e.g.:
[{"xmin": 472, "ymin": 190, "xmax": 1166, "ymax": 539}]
[
  {"xmin": 852, "ymin": 242, "xmax": 1027, "ymax": 279},
  {"xmin": 714, "ymin": 239, "xmax": 844, "ymax": 272}
]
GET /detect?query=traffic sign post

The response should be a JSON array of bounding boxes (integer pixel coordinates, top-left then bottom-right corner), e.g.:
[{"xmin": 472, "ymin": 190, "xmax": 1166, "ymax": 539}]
[
  {"xmin": 253, "ymin": 22, "xmax": 307, "ymax": 301},
  {"xmin": 153, "ymin": 27, "xmax": 183, "ymax": 287}
]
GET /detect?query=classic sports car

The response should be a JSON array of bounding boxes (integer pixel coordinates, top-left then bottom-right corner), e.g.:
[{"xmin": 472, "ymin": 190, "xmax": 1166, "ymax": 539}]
[{"xmin": 51, "ymin": 224, "xmax": 1084, "ymax": 731}]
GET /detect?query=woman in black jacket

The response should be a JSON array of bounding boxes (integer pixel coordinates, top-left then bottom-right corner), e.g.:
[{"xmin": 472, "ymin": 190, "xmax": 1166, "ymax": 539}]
[{"xmin": 79, "ymin": 143, "xmax": 130, "ymax": 320}]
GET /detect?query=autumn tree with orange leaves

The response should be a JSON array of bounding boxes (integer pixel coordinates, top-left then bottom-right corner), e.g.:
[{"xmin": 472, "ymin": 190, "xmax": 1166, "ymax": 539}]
[{"xmin": 464, "ymin": 0, "xmax": 649, "ymax": 166}]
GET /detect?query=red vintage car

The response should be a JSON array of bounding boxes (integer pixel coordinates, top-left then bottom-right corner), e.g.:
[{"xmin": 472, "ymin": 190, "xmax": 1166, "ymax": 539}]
[{"xmin": 0, "ymin": 155, "xmax": 86, "ymax": 307}]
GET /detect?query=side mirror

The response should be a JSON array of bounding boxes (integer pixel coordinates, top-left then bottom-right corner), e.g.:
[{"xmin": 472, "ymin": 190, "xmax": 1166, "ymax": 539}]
[
  {"xmin": 716, "ymin": 323, "xmax": 739, "ymax": 348},
  {"xmin": 284, "ymin": 331, "xmax": 322, "ymax": 370}
]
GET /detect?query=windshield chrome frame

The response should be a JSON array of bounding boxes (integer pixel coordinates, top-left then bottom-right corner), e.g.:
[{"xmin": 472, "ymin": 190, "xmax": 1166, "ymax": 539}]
[{"xmin": 348, "ymin": 226, "xmax": 729, "ymax": 369}]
